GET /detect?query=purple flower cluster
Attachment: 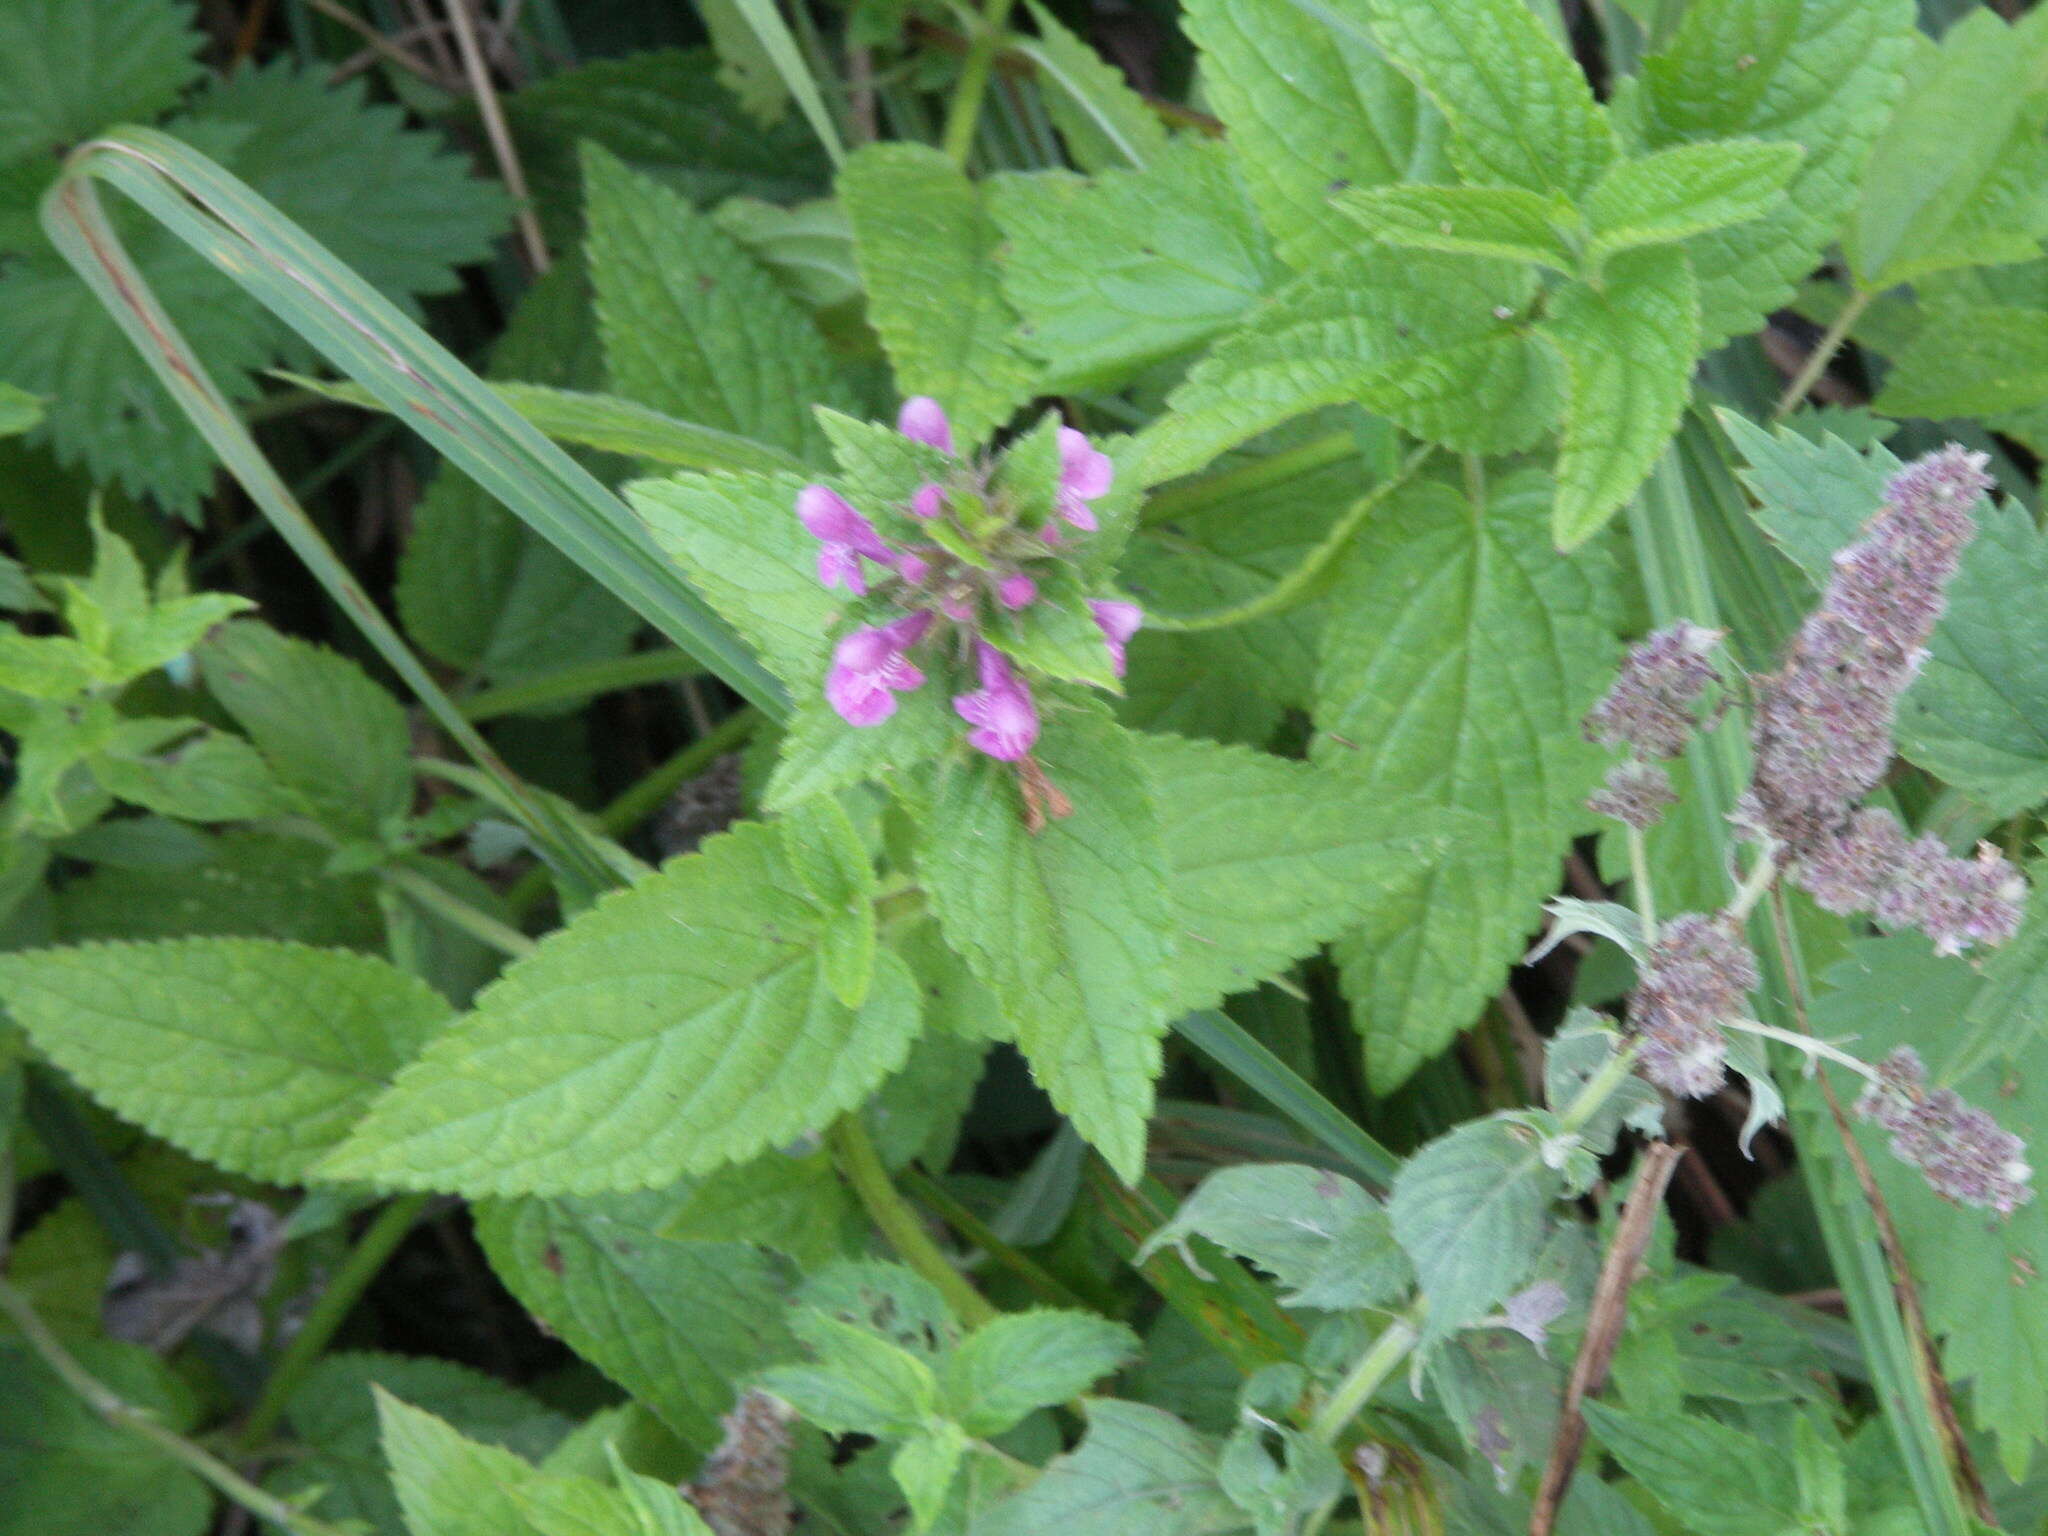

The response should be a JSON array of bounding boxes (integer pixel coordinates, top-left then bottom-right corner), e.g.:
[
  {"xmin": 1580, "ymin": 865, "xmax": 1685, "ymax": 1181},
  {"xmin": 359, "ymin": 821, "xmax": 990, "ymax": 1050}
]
[
  {"xmin": 1628, "ymin": 913, "xmax": 1759, "ymax": 1098},
  {"xmin": 1798, "ymin": 808, "xmax": 2025, "ymax": 955},
  {"xmin": 800, "ymin": 398, "xmax": 1140, "ymax": 764},
  {"xmin": 1585, "ymin": 622, "xmax": 1724, "ymax": 760},
  {"xmin": 1586, "ymin": 760, "xmax": 1678, "ymax": 831},
  {"xmin": 1855, "ymin": 1046, "xmax": 2032, "ymax": 1215},
  {"xmin": 1744, "ymin": 444, "xmax": 1991, "ymax": 853}
]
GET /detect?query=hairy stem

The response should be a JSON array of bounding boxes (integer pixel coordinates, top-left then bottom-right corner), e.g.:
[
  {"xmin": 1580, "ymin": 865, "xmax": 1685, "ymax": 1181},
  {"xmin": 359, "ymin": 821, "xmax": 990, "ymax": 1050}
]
[
  {"xmin": 1626, "ymin": 822, "xmax": 1658, "ymax": 948},
  {"xmin": 237, "ymin": 1193, "xmax": 434, "ymax": 1449},
  {"xmin": 1772, "ymin": 288, "xmax": 1873, "ymax": 422},
  {"xmin": 1307, "ymin": 1298, "xmax": 1426, "ymax": 1444},
  {"xmin": 1726, "ymin": 841, "xmax": 1782, "ymax": 922},
  {"xmin": 829, "ymin": 1117, "xmax": 999, "ymax": 1328},
  {"xmin": 1558, "ymin": 1039, "xmax": 1643, "ymax": 1138},
  {"xmin": 940, "ymin": 0, "xmax": 1021, "ymax": 166},
  {"xmin": 460, "ymin": 649, "xmax": 704, "ymax": 721}
]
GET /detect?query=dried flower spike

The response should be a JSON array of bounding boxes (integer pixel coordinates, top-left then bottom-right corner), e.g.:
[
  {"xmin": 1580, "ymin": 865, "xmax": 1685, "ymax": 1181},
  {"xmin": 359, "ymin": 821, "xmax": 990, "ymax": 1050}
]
[
  {"xmin": 1587, "ymin": 760, "xmax": 1678, "ymax": 831},
  {"xmin": 1584, "ymin": 621, "xmax": 1723, "ymax": 760},
  {"xmin": 1628, "ymin": 913, "xmax": 1759, "ymax": 1098},
  {"xmin": 1855, "ymin": 1046, "xmax": 2032, "ymax": 1215}
]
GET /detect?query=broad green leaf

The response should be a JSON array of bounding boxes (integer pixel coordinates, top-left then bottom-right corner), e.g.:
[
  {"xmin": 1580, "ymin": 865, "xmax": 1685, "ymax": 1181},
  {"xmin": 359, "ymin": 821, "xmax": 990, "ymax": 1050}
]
[
  {"xmin": 651, "ymin": 1144, "xmax": 855, "ymax": 1267},
  {"xmin": 1135, "ymin": 732, "xmax": 1457, "ymax": 1014},
  {"xmin": 630, "ymin": 469, "xmax": 836, "ymax": 692},
  {"xmin": 695, "ymin": 0, "xmax": 792, "ymax": 124},
  {"xmin": 0, "ymin": 632, "xmax": 101, "ymax": 698},
  {"xmin": 474, "ymin": 1189, "xmax": 797, "ymax": 1449},
  {"xmin": 1621, "ymin": 0, "xmax": 1914, "ymax": 345},
  {"xmin": 1136, "ymin": 247, "xmax": 1556, "ymax": 484},
  {"xmin": 1388, "ymin": 1113, "xmax": 1565, "ymax": 1344},
  {"xmin": 584, "ymin": 145, "xmax": 857, "ymax": 466},
  {"xmin": 712, "ymin": 195, "xmax": 861, "ymax": 315},
  {"xmin": 90, "ymin": 722, "xmax": 284, "ymax": 822},
  {"xmin": 913, "ymin": 712, "xmax": 1172, "ymax": 1181},
  {"xmin": 890, "ymin": 1426, "xmax": 968, "ymax": 1533},
  {"xmin": 1363, "ymin": 0, "xmax": 1615, "ymax": 200},
  {"xmin": 1219, "ymin": 1415, "xmax": 1344, "ymax": 1536},
  {"xmin": 1876, "ymin": 304, "xmax": 2048, "ymax": 417},
  {"xmin": 0, "ymin": 938, "xmax": 447, "ymax": 1181},
  {"xmin": 1581, "ymin": 1401, "xmax": 1798, "ymax": 1536},
  {"xmin": 267, "ymin": 1353, "xmax": 571, "ymax": 1536},
  {"xmin": 320, "ymin": 819, "xmax": 923, "ymax": 1195},
  {"xmin": 1015, "ymin": 1, "xmax": 1169, "ymax": 174},
  {"xmin": 0, "ymin": 1337, "xmax": 210, "ymax": 1536},
  {"xmin": 0, "ymin": 0, "xmax": 201, "ymax": 161},
  {"xmin": 1716, "ymin": 410, "xmax": 1897, "ymax": 583},
  {"xmin": 1336, "ymin": 183, "xmax": 1575, "ymax": 268},
  {"xmin": 1952, "ymin": 873, "xmax": 2048, "ymax": 1084},
  {"xmin": 1543, "ymin": 1015, "xmax": 1664, "ymax": 1155},
  {"xmin": 1313, "ymin": 474, "xmax": 1616, "ymax": 1091},
  {"xmin": 975, "ymin": 1400, "xmax": 1244, "ymax": 1536},
  {"xmin": 1136, "ymin": 1163, "xmax": 1410, "ymax": 1311},
  {"xmin": 1181, "ymin": 0, "xmax": 1446, "ymax": 269},
  {"xmin": 199, "ymin": 621, "xmax": 413, "ymax": 840},
  {"xmin": 0, "ymin": 382, "xmax": 39, "ymax": 433},
  {"xmin": 942, "ymin": 1311, "xmax": 1139, "ymax": 1435},
  {"xmin": 761, "ymin": 1311, "xmax": 940, "ymax": 1436},
  {"xmin": 1847, "ymin": 8, "xmax": 2048, "ymax": 289},
  {"xmin": 1544, "ymin": 246, "xmax": 1701, "ymax": 548},
  {"xmin": 837, "ymin": 143, "xmax": 1036, "ymax": 448},
  {"xmin": 1583, "ymin": 139, "xmax": 1803, "ymax": 264},
  {"xmin": 989, "ymin": 138, "xmax": 1279, "ymax": 392},
  {"xmin": 376, "ymin": 1392, "xmax": 554, "ymax": 1536}
]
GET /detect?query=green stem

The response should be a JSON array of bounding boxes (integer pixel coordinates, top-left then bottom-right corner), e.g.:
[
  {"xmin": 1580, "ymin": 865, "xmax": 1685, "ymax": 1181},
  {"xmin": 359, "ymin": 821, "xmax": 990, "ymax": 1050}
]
[
  {"xmin": 1726, "ymin": 842, "xmax": 1781, "ymax": 923},
  {"xmin": 1772, "ymin": 288, "xmax": 1873, "ymax": 422},
  {"xmin": 899, "ymin": 1166, "xmax": 1092, "ymax": 1310},
  {"xmin": 1626, "ymin": 821, "xmax": 1657, "ymax": 949},
  {"xmin": 237, "ymin": 1193, "xmax": 432, "ymax": 1449},
  {"xmin": 1140, "ymin": 430, "xmax": 1358, "ymax": 528},
  {"xmin": 1307, "ymin": 1298, "xmax": 1426, "ymax": 1443},
  {"xmin": 1558, "ymin": 1039, "xmax": 1644, "ymax": 1138},
  {"xmin": 0, "ymin": 1278, "xmax": 357, "ymax": 1536},
  {"xmin": 460, "ymin": 649, "xmax": 704, "ymax": 722},
  {"xmin": 828, "ymin": 1117, "xmax": 998, "ymax": 1328},
  {"xmin": 940, "ymin": 0, "xmax": 1020, "ymax": 167},
  {"xmin": 1721, "ymin": 1017, "xmax": 1880, "ymax": 1085},
  {"xmin": 383, "ymin": 866, "xmax": 538, "ymax": 959}
]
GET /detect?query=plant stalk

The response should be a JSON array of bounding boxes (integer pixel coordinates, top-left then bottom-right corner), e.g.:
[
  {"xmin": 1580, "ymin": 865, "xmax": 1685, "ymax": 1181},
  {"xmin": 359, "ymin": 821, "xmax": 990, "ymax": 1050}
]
[
  {"xmin": 1307, "ymin": 1298, "xmax": 1426, "ymax": 1443},
  {"xmin": 829, "ymin": 1116, "xmax": 999, "ymax": 1328},
  {"xmin": 940, "ymin": 0, "xmax": 1021, "ymax": 167},
  {"xmin": 1772, "ymin": 288, "xmax": 1873, "ymax": 422}
]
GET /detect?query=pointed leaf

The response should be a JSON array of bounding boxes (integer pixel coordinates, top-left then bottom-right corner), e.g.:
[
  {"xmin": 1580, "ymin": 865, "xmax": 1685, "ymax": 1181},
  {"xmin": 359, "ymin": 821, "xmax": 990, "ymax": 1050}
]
[
  {"xmin": 1336, "ymin": 182, "xmax": 1575, "ymax": 268},
  {"xmin": 942, "ymin": 1311, "xmax": 1139, "ymax": 1435},
  {"xmin": 1584, "ymin": 139, "xmax": 1803, "ymax": 263}
]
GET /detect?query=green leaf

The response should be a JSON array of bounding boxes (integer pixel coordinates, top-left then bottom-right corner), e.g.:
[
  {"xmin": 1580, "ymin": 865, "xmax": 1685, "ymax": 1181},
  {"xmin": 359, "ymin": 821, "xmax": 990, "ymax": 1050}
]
[
  {"xmin": 1388, "ymin": 1112, "xmax": 1565, "ymax": 1344},
  {"xmin": 0, "ymin": 938, "xmax": 448, "ymax": 1182},
  {"xmin": 267, "ymin": 1353, "xmax": 571, "ymax": 1536},
  {"xmin": 0, "ymin": 382, "xmax": 42, "ymax": 434},
  {"xmin": 988, "ymin": 138, "xmax": 1279, "ymax": 392},
  {"xmin": 1180, "ymin": 0, "xmax": 1446, "ymax": 270},
  {"xmin": 0, "ymin": 1337, "xmax": 210, "ymax": 1536},
  {"xmin": 1336, "ymin": 182, "xmax": 1575, "ymax": 268},
  {"xmin": 0, "ymin": 632, "xmax": 102, "ymax": 699},
  {"xmin": 1581, "ymin": 1400, "xmax": 1798, "ymax": 1536},
  {"xmin": 1136, "ymin": 247, "xmax": 1556, "ymax": 484},
  {"xmin": 474, "ymin": 1189, "xmax": 797, "ymax": 1449},
  {"xmin": 1134, "ymin": 732, "xmax": 1457, "ymax": 1015},
  {"xmin": 911, "ymin": 710, "xmax": 1173, "ymax": 1182},
  {"xmin": 1313, "ymin": 474, "xmax": 1617, "ymax": 1091},
  {"xmin": 695, "ymin": 0, "xmax": 792, "ymax": 124},
  {"xmin": 890, "ymin": 1425, "xmax": 968, "ymax": 1533},
  {"xmin": 762, "ymin": 1311, "xmax": 940, "ymax": 1437},
  {"xmin": 90, "ymin": 722, "xmax": 285, "ymax": 822},
  {"xmin": 764, "ymin": 688, "xmax": 959, "ymax": 811},
  {"xmin": 584, "ymin": 145, "xmax": 858, "ymax": 466},
  {"xmin": 1620, "ymin": 0, "xmax": 1914, "ymax": 345},
  {"xmin": 1583, "ymin": 139, "xmax": 1803, "ymax": 264},
  {"xmin": 1876, "ymin": 304, "xmax": 2048, "ymax": 417},
  {"xmin": 974, "ymin": 1400, "xmax": 1245, "ymax": 1536},
  {"xmin": 1015, "ymin": 1, "xmax": 1169, "ymax": 174},
  {"xmin": 1136, "ymin": 1164, "xmax": 1410, "ymax": 1311},
  {"xmin": 1362, "ymin": 0, "xmax": 1615, "ymax": 200},
  {"xmin": 837, "ymin": 143, "xmax": 1037, "ymax": 448},
  {"xmin": 376, "ymin": 1391, "xmax": 552, "ymax": 1536},
  {"xmin": 942, "ymin": 1311, "xmax": 1139, "ymax": 1434},
  {"xmin": 198, "ymin": 622, "xmax": 413, "ymax": 840},
  {"xmin": 0, "ymin": 0, "xmax": 202, "ymax": 161},
  {"xmin": 1544, "ymin": 245, "xmax": 1701, "ymax": 548},
  {"xmin": 630, "ymin": 469, "xmax": 835, "ymax": 692},
  {"xmin": 319, "ymin": 819, "xmax": 923, "ymax": 1195},
  {"xmin": 1716, "ymin": 410, "xmax": 1896, "ymax": 584},
  {"xmin": 1848, "ymin": 8, "xmax": 2048, "ymax": 289}
]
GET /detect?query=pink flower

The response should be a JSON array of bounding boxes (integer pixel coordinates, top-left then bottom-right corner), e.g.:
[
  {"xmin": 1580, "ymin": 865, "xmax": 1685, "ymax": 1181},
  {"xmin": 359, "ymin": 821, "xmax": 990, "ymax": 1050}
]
[
  {"xmin": 895, "ymin": 550, "xmax": 934, "ymax": 586},
  {"xmin": 997, "ymin": 572, "xmax": 1038, "ymax": 611},
  {"xmin": 1089, "ymin": 599, "xmax": 1142, "ymax": 677},
  {"xmin": 910, "ymin": 483, "xmax": 946, "ymax": 519},
  {"xmin": 798, "ymin": 485, "xmax": 893, "ymax": 595},
  {"xmin": 898, "ymin": 397, "xmax": 954, "ymax": 455},
  {"xmin": 1056, "ymin": 427, "xmax": 1113, "ymax": 531},
  {"xmin": 825, "ymin": 613, "xmax": 931, "ymax": 726},
  {"xmin": 954, "ymin": 643, "xmax": 1040, "ymax": 761}
]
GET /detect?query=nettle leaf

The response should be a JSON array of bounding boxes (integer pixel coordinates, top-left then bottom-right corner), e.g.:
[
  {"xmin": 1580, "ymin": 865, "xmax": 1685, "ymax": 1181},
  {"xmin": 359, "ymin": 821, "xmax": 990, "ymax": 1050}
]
[
  {"xmin": 631, "ymin": 469, "xmax": 836, "ymax": 691},
  {"xmin": 1336, "ymin": 182, "xmax": 1575, "ymax": 269},
  {"xmin": 1136, "ymin": 247, "xmax": 1556, "ymax": 484},
  {"xmin": 1543, "ymin": 245, "xmax": 1701, "ymax": 549},
  {"xmin": 0, "ymin": 938, "xmax": 445, "ymax": 1182},
  {"xmin": 1388, "ymin": 1112, "xmax": 1566, "ymax": 1345},
  {"xmin": 320, "ymin": 819, "xmax": 922, "ymax": 1196},
  {"xmin": 1137, "ymin": 1164, "xmax": 1411, "ymax": 1311},
  {"xmin": 91, "ymin": 722, "xmax": 286, "ymax": 823},
  {"xmin": 1581, "ymin": 1400, "xmax": 1798, "ymax": 1536},
  {"xmin": 1363, "ymin": 0, "xmax": 1615, "ymax": 200},
  {"xmin": 911, "ymin": 708, "xmax": 1173, "ymax": 1182},
  {"xmin": 1877, "ymin": 304, "xmax": 2048, "ymax": 418},
  {"xmin": 988, "ymin": 137, "xmax": 1279, "ymax": 393},
  {"xmin": 1135, "ymin": 732, "xmax": 1457, "ymax": 1014},
  {"xmin": 0, "ymin": 1337, "xmax": 211, "ymax": 1536},
  {"xmin": 975, "ymin": 1400, "xmax": 1246, "ymax": 1536},
  {"xmin": 1620, "ymin": 0, "xmax": 1914, "ymax": 346},
  {"xmin": 765, "ymin": 688, "xmax": 958, "ymax": 811},
  {"xmin": 375, "ymin": 1393, "xmax": 605, "ymax": 1536},
  {"xmin": 1018, "ymin": 0, "xmax": 1169, "ymax": 174},
  {"xmin": 0, "ymin": 0, "xmax": 201, "ymax": 161},
  {"xmin": 199, "ymin": 622, "xmax": 413, "ymax": 840},
  {"xmin": 942, "ymin": 1311, "xmax": 1139, "ymax": 1435},
  {"xmin": 763, "ymin": 1310, "xmax": 940, "ymax": 1437},
  {"xmin": 837, "ymin": 143, "xmax": 1036, "ymax": 448},
  {"xmin": 1313, "ymin": 474, "xmax": 1617, "ymax": 1092},
  {"xmin": 1848, "ymin": 7, "xmax": 2048, "ymax": 290},
  {"xmin": 474, "ymin": 1189, "xmax": 797, "ymax": 1449},
  {"xmin": 1583, "ymin": 139, "xmax": 1803, "ymax": 265},
  {"xmin": 585, "ymin": 145, "xmax": 858, "ymax": 466},
  {"xmin": 1543, "ymin": 1013, "xmax": 1665, "ymax": 1154},
  {"xmin": 1181, "ymin": 0, "xmax": 1446, "ymax": 270},
  {"xmin": 1717, "ymin": 410, "xmax": 1896, "ymax": 583}
]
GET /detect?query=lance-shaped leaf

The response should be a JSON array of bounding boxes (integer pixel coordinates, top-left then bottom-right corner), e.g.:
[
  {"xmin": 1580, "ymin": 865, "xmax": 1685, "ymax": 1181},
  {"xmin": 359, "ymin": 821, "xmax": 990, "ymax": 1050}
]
[
  {"xmin": 319, "ymin": 819, "xmax": 922, "ymax": 1196},
  {"xmin": 1582, "ymin": 139, "xmax": 1803, "ymax": 265},
  {"xmin": 1335, "ymin": 183, "xmax": 1575, "ymax": 269}
]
